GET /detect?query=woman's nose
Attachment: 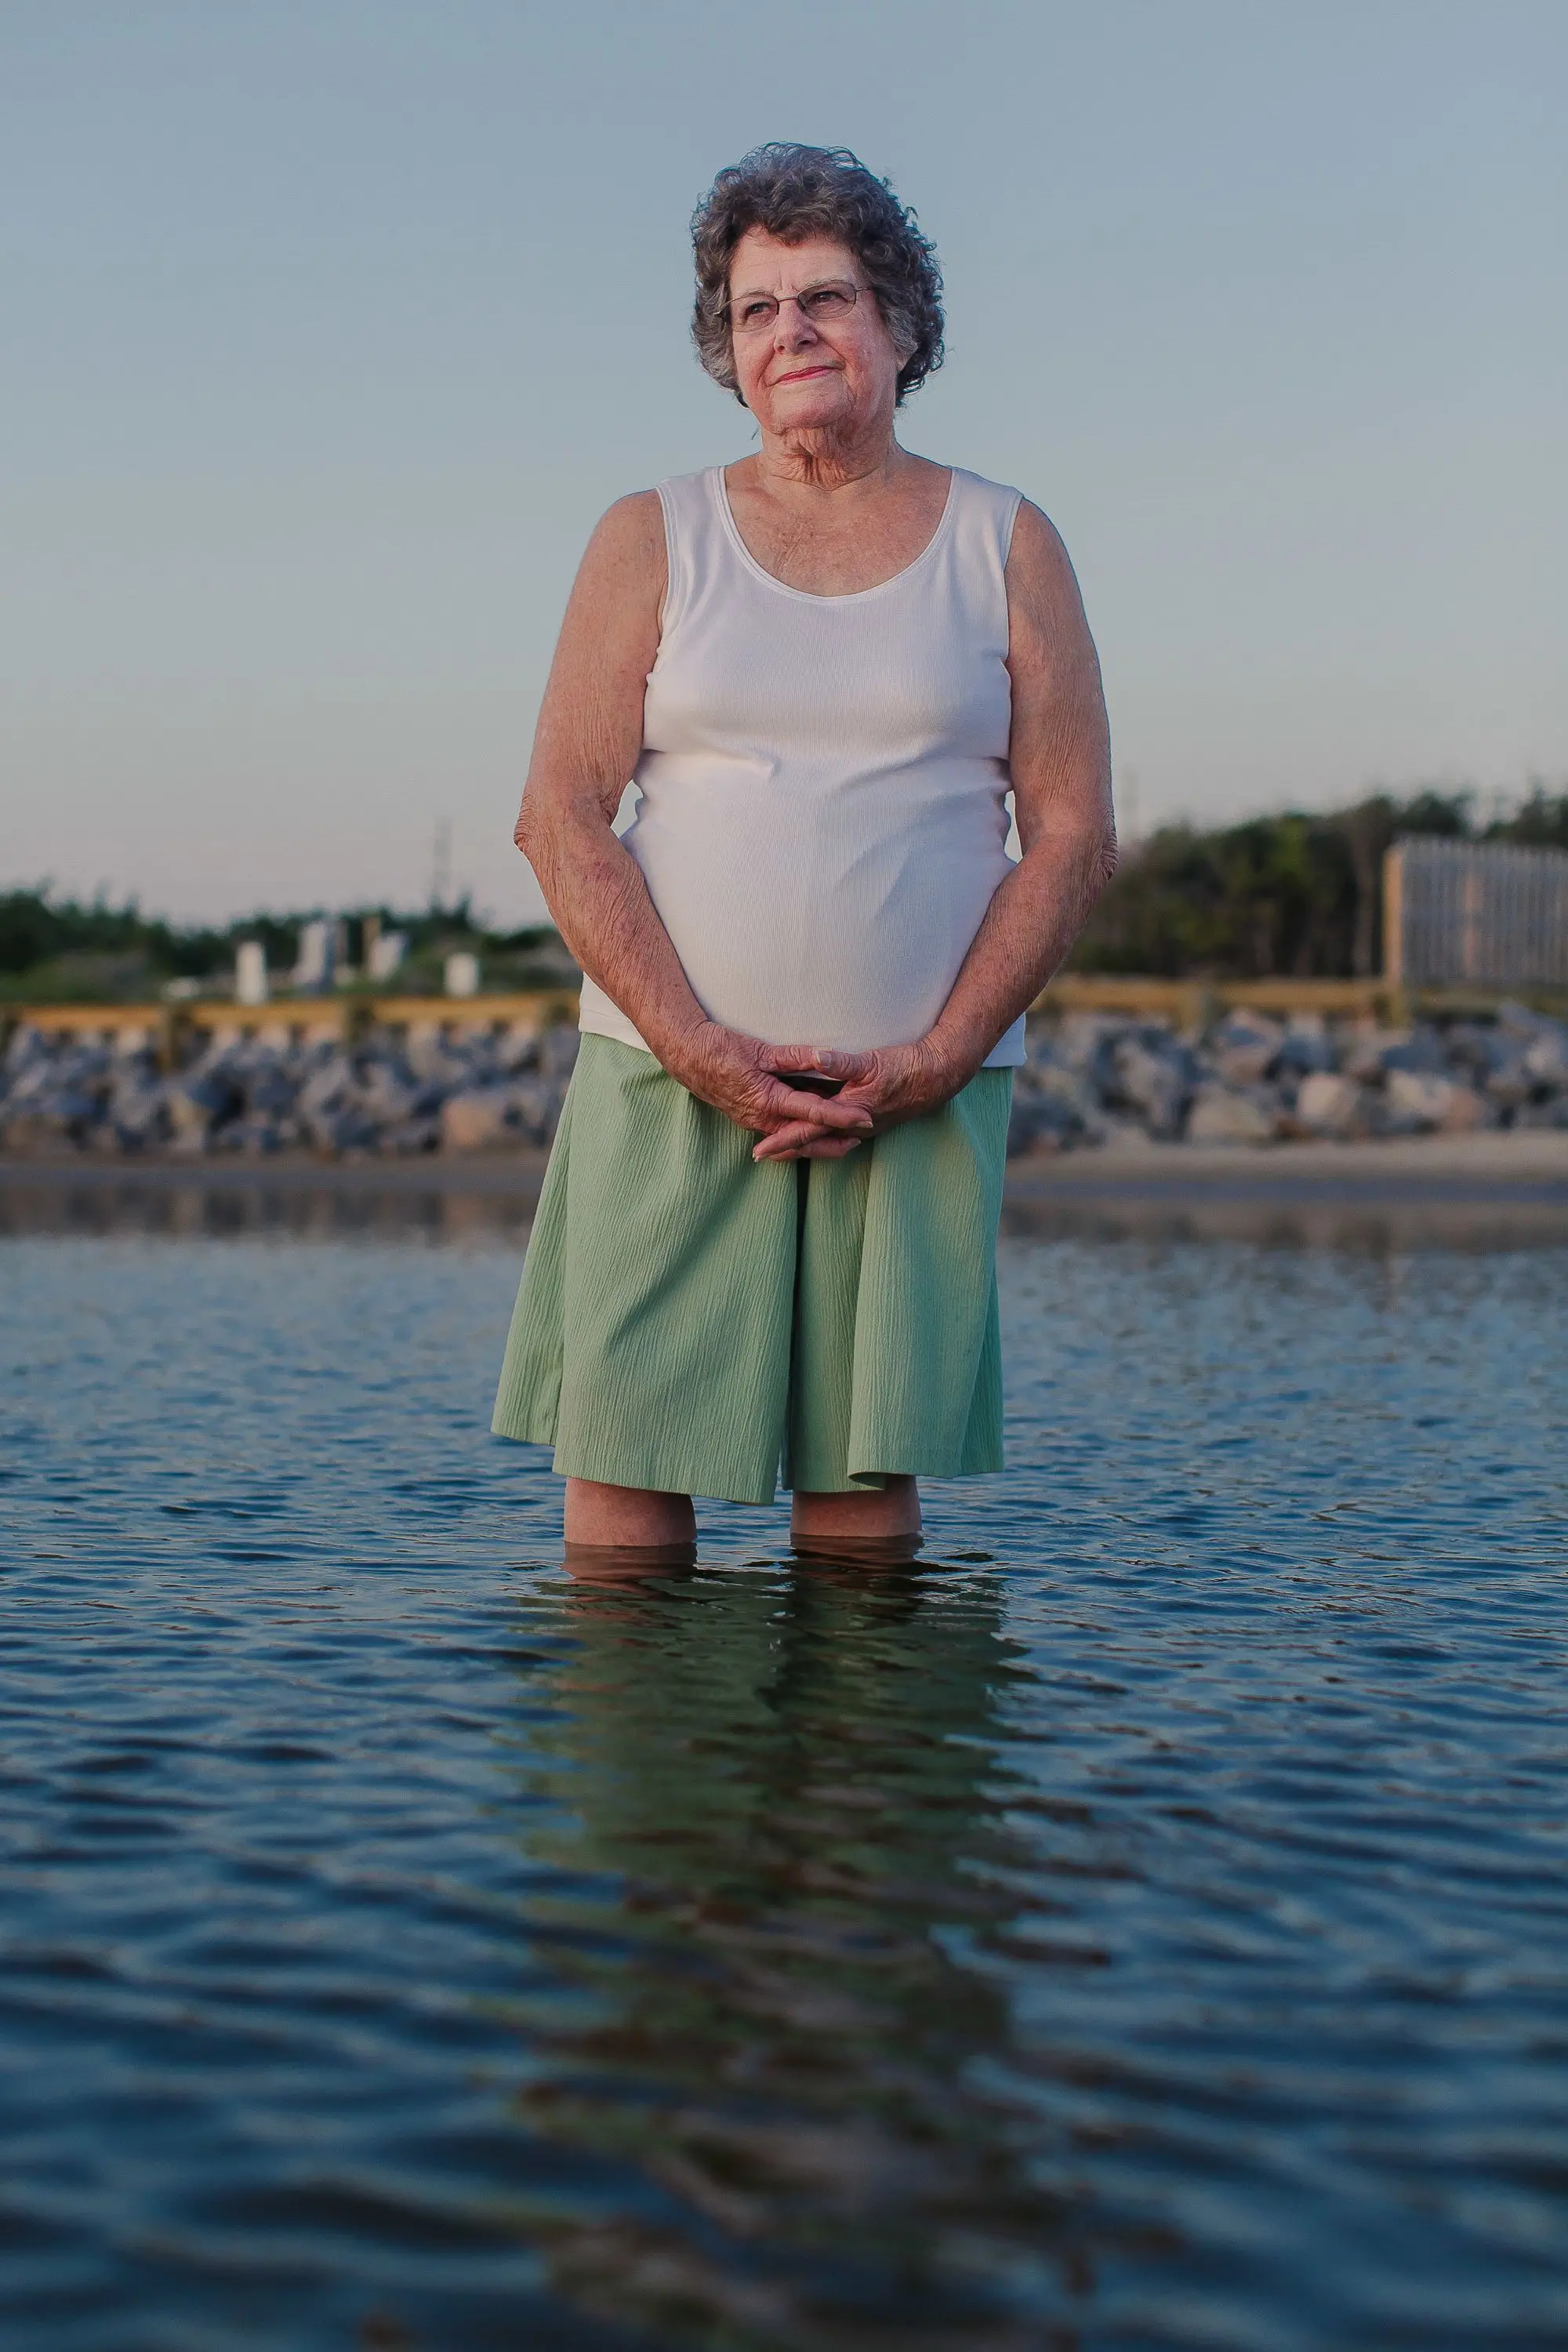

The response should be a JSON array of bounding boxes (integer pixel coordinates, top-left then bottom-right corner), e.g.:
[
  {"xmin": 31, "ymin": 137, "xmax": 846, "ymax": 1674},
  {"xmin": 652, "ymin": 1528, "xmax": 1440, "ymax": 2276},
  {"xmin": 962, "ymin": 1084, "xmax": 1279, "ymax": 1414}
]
[{"xmin": 774, "ymin": 298, "xmax": 819, "ymax": 350}]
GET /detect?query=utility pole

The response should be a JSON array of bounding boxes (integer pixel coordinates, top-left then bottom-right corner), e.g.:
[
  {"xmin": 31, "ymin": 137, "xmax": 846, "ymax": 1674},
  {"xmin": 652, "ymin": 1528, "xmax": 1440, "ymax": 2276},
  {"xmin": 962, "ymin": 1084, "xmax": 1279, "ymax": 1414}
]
[{"xmin": 430, "ymin": 818, "xmax": 452, "ymax": 913}]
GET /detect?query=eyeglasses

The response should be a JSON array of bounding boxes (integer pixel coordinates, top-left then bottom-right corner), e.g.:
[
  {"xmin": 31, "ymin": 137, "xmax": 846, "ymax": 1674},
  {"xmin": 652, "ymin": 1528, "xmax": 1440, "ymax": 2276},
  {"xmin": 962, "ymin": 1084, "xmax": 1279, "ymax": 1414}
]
[{"xmin": 730, "ymin": 281, "xmax": 861, "ymax": 335}]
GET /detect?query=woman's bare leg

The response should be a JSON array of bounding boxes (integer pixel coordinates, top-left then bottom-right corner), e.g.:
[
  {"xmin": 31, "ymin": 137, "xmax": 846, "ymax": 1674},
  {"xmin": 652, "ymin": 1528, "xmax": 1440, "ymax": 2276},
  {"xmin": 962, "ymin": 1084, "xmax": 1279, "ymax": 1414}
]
[
  {"xmin": 791, "ymin": 1475, "xmax": 921, "ymax": 1559},
  {"xmin": 564, "ymin": 1477, "xmax": 695, "ymax": 1549}
]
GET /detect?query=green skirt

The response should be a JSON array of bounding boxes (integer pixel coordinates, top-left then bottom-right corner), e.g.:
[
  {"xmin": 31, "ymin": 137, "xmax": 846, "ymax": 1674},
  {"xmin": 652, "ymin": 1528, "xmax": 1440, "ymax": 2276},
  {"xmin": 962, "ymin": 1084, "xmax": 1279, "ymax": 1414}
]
[{"xmin": 491, "ymin": 1035, "xmax": 1011, "ymax": 1506}]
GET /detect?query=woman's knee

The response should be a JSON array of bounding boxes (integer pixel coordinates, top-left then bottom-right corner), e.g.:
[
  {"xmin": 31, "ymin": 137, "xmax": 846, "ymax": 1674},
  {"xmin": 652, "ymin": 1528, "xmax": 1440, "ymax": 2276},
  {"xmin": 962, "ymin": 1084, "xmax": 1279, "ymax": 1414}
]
[{"xmin": 564, "ymin": 1478, "xmax": 696, "ymax": 1547}]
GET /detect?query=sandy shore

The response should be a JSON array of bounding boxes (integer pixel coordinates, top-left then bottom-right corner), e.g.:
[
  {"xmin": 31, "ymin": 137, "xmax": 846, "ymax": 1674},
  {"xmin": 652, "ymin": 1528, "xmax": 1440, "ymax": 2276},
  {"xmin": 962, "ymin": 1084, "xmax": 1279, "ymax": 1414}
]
[
  {"xmin": 998, "ymin": 1131, "xmax": 1568, "ymax": 1245},
  {"xmin": 5, "ymin": 1129, "xmax": 1566, "ymax": 1196},
  {"xmin": 3, "ymin": 1131, "xmax": 1566, "ymax": 1249},
  {"xmin": 1007, "ymin": 1129, "xmax": 1568, "ymax": 1193}
]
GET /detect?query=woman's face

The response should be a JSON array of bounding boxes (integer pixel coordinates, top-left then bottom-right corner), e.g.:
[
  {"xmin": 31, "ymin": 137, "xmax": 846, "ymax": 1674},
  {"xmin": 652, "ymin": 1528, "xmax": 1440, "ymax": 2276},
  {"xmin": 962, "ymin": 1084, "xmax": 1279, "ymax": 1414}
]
[{"xmin": 728, "ymin": 227, "xmax": 904, "ymax": 441}]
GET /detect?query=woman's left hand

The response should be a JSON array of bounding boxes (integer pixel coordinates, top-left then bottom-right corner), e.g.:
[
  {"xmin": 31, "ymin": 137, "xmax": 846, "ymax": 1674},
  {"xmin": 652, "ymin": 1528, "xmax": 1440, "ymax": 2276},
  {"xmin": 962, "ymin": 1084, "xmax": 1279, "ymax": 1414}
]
[{"xmin": 751, "ymin": 1037, "xmax": 970, "ymax": 1161}]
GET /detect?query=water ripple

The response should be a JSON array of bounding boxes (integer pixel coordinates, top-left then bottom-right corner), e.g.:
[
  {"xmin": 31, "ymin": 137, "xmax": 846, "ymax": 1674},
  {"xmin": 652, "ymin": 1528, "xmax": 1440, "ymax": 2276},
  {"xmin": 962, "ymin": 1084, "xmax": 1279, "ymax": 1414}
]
[{"xmin": 2, "ymin": 1227, "xmax": 1566, "ymax": 2348}]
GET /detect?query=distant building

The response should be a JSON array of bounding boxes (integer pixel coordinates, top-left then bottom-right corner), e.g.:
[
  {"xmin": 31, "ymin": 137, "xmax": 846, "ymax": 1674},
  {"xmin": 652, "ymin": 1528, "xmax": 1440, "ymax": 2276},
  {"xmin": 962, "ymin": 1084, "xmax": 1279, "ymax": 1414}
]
[
  {"xmin": 1385, "ymin": 839, "xmax": 1568, "ymax": 989},
  {"xmin": 235, "ymin": 941, "xmax": 268, "ymax": 1005},
  {"xmin": 292, "ymin": 920, "xmax": 332, "ymax": 993},
  {"xmin": 444, "ymin": 950, "xmax": 481, "ymax": 999},
  {"xmin": 368, "ymin": 929, "xmax": 408, "ymax": 981}
]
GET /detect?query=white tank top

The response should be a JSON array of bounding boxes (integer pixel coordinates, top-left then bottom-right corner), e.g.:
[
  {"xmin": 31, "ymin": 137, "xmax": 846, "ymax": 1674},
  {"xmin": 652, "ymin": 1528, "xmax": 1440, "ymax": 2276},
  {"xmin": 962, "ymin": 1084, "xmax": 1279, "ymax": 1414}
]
[{"xmin": 577, "ymin": 463, "xmax": 1027, "ymax": 1069}]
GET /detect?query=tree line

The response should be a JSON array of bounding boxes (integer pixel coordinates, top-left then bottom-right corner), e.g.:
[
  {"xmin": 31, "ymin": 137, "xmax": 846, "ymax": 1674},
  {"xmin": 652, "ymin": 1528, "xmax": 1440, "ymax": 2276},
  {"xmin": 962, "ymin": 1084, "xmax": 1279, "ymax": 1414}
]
[
  {"xmin": 0, "ymin": 892, "xmax": 564, "ymax": 1002},
  {"xmin": 1071, "ymin": 783, "xmax": 1568, "ymax": 980},
  {"xmin": 5, "ymin": 782, "xmax": 1566, "ymax": 996}
]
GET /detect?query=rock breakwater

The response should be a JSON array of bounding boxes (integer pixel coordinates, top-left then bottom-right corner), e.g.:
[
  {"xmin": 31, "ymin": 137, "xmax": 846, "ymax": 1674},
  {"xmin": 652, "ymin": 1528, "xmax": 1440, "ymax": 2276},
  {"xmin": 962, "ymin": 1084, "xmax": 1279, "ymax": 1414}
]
[
  {"xmin": 1008, "ymin": 1002, "xmax": 1568, "ymax": 1154},
  {"xmin": 0, "ymin": 1019, "xmax": 580, "ymax": 1159},
  {"xmin": 3, "ymin": 1001, "xmax": 1566, "ymax": 1159}
]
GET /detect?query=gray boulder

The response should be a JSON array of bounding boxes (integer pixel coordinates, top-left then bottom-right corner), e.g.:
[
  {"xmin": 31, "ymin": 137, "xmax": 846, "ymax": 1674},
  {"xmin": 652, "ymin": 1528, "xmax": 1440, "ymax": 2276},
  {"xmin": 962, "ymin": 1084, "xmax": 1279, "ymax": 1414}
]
[
  {"xmin": 165, "ymin": 1069, "xmax": 242, "ymax": 1149},
  {"xmin": 1339, "ymin": 1026, "xmax": 1407, "ymax": 1083},
  {"xmin": 440, "ymin": 1087, "xmax": 520, "ymax": 1151},
  {"xmin": 1294, "ymin": 1072, "xmax": 1363, "ymax": 1136},
  {"xmin": 1008, "ymin": 1060, "xmax": 1102, "ymax": 1154},
  {"xmin": 1523, "ymin": 1024, "xmax": 1568, "ymax": 1090},
  {"xmin": 1276, "ymin": 1014, "xmax": 1334, "ymax": 1076},
  {"xmin": 495, "ymin": 1023, "xmax": 543, "ymax": 1073},
  {"xmin": 239, "ymin": 1059, "xmax": 299, "ymax": 1119},
  {"xmin": 1482, "ymin": 1056, "xmax": 1534, "ymax": 1109},
  {"xmin": 1185, "ymin": 1082, "xmax": 1277, "ymax": 1145},
  {"xmin": 1007, "ymin": 1091, "xmax": 1088, "ymax": 1156},
  {"xmin": 350, "ymin": 1058, "xmax": 421, "ymax": 1127},
  {"xmin": 404, "ymin": 1031, "xmax": 471, "ymax": 1089},
  {"xmin": 1442, "ymin": 1022, "xmax": 1497, "ymax": 1083},
  {"xmin": 105, "ymin": 1072, "xmax": 171, "ymax": 1151},
  {"xmin": 1208, "ymin": 1010, "xmax": 1284, "ymax": 1087},
  {"xmin": 507, "ymin": 1075, "xmax": 564, "ymax": 1145},
  {"xmin": 294, "ymin": 1053, "xmax": 359, "ymax": 1149},
  {"xmin": 1051, "ymin": 1012, "xmax": 1123, "ymax": 1073},
  {"xmin": 0, "ymin": 1089, "xmax": 103, "ymax": 1152},
  {"xmin": 1097, "ymin": 1113, "xmax": 1160, "ymax": 1152},
  {"xmin": 2, "ymin": 1023, "xmax": 43, "ymax": 1080},
  {"xmin": 1385, "ymin": 1069, "xmax": 1492, "ymax": 1132},
  {"xmin": 1109, "ymin": 1033, "xmax": 1193, "ymax": 1136},
  {"xmin": 1382, "ymin": 1025, "xmax": 1451, "ymax": 1077}
]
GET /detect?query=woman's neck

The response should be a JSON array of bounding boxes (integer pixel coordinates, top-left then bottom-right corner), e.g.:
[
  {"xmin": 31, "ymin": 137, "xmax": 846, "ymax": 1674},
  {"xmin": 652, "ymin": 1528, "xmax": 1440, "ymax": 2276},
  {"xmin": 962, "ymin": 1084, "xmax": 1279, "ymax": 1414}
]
[{"xmin": 753, "ymin": 415, "xmax": 906, "ymax": 496}]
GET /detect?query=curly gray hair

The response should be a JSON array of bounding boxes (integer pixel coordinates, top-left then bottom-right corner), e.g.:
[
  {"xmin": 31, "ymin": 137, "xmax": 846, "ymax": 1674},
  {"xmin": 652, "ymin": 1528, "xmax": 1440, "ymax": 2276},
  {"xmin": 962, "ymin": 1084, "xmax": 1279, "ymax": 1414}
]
[{"xmin": 691, "ymin": 143, "xmax": 945, "ymax": 408}]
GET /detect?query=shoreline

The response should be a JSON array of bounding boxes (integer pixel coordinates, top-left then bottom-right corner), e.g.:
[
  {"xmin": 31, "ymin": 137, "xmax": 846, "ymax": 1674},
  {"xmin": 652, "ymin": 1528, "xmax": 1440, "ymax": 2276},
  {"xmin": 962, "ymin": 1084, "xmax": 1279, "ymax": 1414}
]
[
  {"xmin": 2, "ymin": 1130, "xmax": 1566, "ymax": 1198},
  {"xmin": 1005, "ymin": 1129, "xmax": 1568, "ymax": 1196},
  {"xmin": 3, "ymin": 1134, "xmax": 1567, "ymax": 1251}
]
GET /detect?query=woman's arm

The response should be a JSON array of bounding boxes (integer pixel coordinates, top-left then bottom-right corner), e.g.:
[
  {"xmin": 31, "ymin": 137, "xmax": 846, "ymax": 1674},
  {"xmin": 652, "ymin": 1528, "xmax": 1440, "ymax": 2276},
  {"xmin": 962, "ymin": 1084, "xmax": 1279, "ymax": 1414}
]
[
  {"xmin": 517, "ymin": 495, "xmax": 874, "ymax": 1144},
  {"xmin": 754, "ymin": 499, "xmax": 1115, "ymax": 1158},
  {"xmin": 925, "ymin": 499, "xmax": 1116, "ymax": 1070}
]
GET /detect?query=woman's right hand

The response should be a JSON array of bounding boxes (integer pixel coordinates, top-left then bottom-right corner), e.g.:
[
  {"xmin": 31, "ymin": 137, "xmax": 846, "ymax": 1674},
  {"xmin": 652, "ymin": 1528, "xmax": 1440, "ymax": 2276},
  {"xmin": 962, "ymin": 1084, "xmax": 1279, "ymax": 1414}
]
[{"xmin": 662, "ymin": 1022, "xmax": 875, "ymax": 1151}]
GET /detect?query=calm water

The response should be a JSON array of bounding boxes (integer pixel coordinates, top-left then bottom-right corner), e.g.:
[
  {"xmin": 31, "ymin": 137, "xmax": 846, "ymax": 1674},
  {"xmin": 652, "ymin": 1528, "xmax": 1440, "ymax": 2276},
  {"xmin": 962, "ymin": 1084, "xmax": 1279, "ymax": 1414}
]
[{"xmin": 2, "ymin": 1200, "xmax": 1566, "ymax": 2350}]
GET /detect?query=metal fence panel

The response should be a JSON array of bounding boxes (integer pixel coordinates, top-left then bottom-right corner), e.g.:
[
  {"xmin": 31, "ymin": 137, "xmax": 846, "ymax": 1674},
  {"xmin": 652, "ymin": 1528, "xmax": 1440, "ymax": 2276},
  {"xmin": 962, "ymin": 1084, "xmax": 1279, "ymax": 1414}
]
[{"xmin": 1385, "ymin": 837, "xmax": 1568, "ymax": 987}]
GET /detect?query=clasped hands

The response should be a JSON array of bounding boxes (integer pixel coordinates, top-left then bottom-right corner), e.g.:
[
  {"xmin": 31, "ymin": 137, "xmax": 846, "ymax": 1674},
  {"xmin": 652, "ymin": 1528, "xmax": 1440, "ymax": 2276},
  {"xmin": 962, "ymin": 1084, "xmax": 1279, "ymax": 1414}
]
[{"xmin": 665, "ymin": 1021, "xmax": 971, "ymax": 1161}]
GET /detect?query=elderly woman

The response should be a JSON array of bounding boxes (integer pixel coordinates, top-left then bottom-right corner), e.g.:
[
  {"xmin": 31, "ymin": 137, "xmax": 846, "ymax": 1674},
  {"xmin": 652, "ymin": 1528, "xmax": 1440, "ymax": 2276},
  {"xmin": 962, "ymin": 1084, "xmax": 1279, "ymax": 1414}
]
[{"xmin": 493, "ymin": 143, "xmax": 1114, "ymax": 1559}]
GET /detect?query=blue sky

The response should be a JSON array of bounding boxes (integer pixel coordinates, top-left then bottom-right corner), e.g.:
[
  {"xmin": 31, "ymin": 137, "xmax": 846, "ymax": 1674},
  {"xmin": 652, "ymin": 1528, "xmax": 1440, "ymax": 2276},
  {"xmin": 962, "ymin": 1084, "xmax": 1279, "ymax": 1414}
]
[{"xmin": 3, "ymin": 0, "xmax": 1563, "ymax": 924}]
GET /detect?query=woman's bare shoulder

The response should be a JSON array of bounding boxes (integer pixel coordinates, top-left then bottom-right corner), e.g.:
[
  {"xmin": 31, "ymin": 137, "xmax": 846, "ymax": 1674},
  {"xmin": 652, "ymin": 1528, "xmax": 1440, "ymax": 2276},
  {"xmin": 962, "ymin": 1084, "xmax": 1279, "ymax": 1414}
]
[
  {"xmin": 1006, "ymin": 495, "xmax": 1076, "ymax": 583},
  {"xmin": 1004, "ymin": 497, "xmax": 1091, "ymax": 636},
  {"xmin": 565, "ymin": 490, "xmax": 667, "ymax": 630},
  {"xmin": 582, "ymin": 488, "xmax": 666, "ymax": 571}
]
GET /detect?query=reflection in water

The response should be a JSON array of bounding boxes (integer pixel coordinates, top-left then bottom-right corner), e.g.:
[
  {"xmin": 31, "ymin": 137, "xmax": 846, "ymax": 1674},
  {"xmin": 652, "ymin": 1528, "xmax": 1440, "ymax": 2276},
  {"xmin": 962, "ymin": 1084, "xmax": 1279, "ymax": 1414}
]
[
  {"xmin": 502, "ymin": 1563, "xmax": 1113, "ymax": 2349},
  {"xmin": 1000, "ymin": 1190, "xmax": 1568, "ymax": 1252},
  {"xmin": 5, "ymin": 1232, "xmax": 1566, "ymax": 2348},
  {"xmin": 5, "ymin": 1162, "xmax": 1568, "ymax": 1255},
  {"xmin": 0, "ymin": 1167, "xmax": 540, "ymax": 1244}
]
